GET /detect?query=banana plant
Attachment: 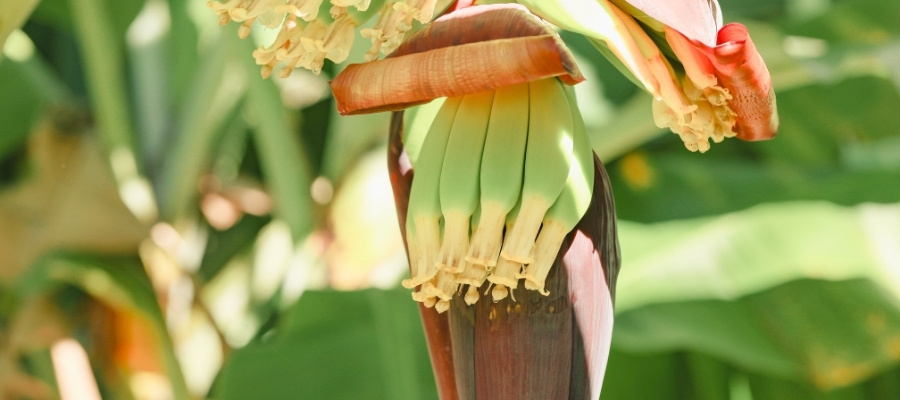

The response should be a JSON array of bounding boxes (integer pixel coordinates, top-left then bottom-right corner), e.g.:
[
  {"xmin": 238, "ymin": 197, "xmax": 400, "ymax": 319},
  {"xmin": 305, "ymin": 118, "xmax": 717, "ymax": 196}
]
[
  {"xmin": 209, "ymin": 0, "xmax": 778, "ymax": 397},
  {"xmin": 329, "ymin": 5, "xmax": 618, "ymax": 398}
]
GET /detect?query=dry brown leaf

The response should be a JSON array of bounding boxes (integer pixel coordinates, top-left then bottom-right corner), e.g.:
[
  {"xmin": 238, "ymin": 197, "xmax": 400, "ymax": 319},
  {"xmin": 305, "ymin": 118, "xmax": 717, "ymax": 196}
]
[{"xmin": 0, "ymin": 118, "xmax": 147, "ymax": 282}]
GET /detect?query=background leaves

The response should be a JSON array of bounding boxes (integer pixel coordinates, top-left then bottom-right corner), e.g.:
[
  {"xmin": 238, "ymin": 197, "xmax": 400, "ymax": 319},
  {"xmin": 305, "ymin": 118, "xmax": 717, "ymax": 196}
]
[{"xmin": 1, "ymin": 0, "xmax": 900, "ymax": 399}]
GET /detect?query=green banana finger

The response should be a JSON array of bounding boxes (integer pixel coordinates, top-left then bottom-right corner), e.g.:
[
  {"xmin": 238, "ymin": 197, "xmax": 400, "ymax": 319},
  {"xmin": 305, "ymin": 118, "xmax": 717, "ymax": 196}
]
[
  {"xmin": 520, "ymin": 85, "xmax": 595, "ymax": 295},
  {"xmin": 500, "ymin": 77, "xmax": 575, "ymax": 264},
  {"xmin": 466, "ymin": 81, "xmax": 530, "ymax": 267},
  {"xmin": 437, "ymin": 90, "xmax": 494, "ymax": 273},
  {"xmin": 406, "ymin": 96, "xmax": 463, "ymax": 288}
]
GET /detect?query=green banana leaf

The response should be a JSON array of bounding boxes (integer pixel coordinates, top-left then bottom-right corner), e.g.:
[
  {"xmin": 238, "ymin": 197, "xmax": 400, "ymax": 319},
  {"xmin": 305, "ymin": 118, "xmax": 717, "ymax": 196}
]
[
  {"xmin": 215, "ymin": 200, "xmax": 900, "ymax": 398},
  {"xmin": 216, "ymin": 289, "xmax": 436, "ymax": 400}
]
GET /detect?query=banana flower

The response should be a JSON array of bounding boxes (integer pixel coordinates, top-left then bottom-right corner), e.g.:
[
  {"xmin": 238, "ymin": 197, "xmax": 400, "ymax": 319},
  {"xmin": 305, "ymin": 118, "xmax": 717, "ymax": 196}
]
[
  {"xmin": 210, "ymin": 0, "xmax": 778, "ymax": 397},
  {"xmin": 208, "ymin": 0, "xmax": 440, "ymax": 76},
  {"xmin": 519, "ymin": 0, "xmax": 779, "ymax": 151},
  {"xmin": 330, "ymin": 4, "xmax": 619, "ymax": 398}
]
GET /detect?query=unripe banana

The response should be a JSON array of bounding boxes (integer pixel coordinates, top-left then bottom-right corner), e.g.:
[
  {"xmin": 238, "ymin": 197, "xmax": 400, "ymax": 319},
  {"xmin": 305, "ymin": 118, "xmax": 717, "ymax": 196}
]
[
  {"xmin": 405, "ymin": 96, "xmax": 463, "ymax": 287},
  {"xmin": 500, "ymin": 77, "xmax": 575, "ymax": 264},
  {"xmin": 520, "ymin": 85, "xmax": 595, "ymax": 295},
  {"xmin": 436, "ymin": 90, "xmax": 495, "ymax": 273},
  {"xmin": 465, "ymin": 81, "xmax": 529, "ymax": 267}
]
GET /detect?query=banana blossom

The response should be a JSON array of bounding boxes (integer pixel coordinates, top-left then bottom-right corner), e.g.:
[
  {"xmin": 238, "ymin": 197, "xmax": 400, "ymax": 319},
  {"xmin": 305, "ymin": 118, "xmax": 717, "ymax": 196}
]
[
  {"xmin": 331, "ymin": 4, "xmax": 619, "ymax": 399},
  {"xmin": 208, "ymin": 0, "xmax": 439, "ymax": 76},
  {"xmin": 520, "ymin": 0, "xmax": 778, "ymax": 151}
]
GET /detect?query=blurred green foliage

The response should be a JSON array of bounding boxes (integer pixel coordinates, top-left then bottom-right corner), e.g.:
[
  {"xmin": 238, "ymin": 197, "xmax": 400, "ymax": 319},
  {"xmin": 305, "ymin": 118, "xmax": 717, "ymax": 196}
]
[{"xmin": 1, "ymin": 0, "xmax": 900, "ymax": 399}]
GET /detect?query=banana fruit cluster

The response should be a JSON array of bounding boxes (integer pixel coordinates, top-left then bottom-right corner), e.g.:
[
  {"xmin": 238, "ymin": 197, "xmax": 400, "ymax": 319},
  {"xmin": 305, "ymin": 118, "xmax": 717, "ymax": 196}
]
[{"xmin": 402, "ymin": 77, "xmax": 594, "ymax": 313}]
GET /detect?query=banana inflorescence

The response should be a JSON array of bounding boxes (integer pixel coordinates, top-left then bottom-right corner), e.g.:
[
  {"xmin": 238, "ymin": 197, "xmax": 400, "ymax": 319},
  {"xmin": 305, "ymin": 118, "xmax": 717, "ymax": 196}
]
[{"xmin": 405, "ymin": 77, "xmax": 594, "ymax": 312}]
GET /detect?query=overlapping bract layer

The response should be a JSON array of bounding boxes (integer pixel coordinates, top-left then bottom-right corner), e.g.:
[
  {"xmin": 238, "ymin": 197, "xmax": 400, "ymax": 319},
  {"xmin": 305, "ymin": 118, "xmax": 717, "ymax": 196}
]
[{"xmin": 404, "ymin": 77, "xmax": 595, "ymax": 312}]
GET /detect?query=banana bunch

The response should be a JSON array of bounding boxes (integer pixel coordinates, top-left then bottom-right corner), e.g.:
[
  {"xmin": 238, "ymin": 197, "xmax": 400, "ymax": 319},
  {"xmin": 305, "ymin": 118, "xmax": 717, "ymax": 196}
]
[{"xmin": 403, "ymin": 77, "xmax": 594, "ymax": 312}]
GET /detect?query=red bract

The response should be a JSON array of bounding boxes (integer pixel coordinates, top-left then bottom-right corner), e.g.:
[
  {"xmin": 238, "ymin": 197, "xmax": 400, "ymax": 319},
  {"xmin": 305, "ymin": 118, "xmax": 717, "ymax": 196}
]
[
  {"xmin": 703, "ymin": 23, "xmax": 779, "ymax": 141},
  {"xmin": 622, "ymin": 0, "xmax": 778, "ymax": 141}
]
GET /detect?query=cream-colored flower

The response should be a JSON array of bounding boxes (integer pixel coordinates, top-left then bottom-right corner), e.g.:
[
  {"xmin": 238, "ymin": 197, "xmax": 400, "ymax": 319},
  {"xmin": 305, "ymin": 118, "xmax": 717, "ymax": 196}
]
[
  {"xmin": 317, "ymin": 12, "xmax": 357, "ymax": 64},
  {"xmin": 360, "ymin": 0, "xmax": 437, "ymax": 61},
  {"xmin": 275, "ymin": 0, "xmax": 324, "ymax": 21},
  {"xmin": 208, "ymin": 0, "xmax": 283, "ymax": 38},
  {"xmin": 329, "ymin": 0, "xmax": 372, "ymax": 18},
  {"xmin": 277, "ymin": 19, "xmax": 329, "ymax": 76},
  {"xmin": 213, "ymin": 0, "xmax": 445, "ymax": 76}
]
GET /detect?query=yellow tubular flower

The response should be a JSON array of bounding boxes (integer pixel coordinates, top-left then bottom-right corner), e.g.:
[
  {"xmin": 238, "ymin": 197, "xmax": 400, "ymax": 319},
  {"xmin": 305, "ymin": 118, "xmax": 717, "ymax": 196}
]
[
  {"xmin": 276, "ymin": 0, "xmax": 325, "ymax": 21},
  {"xmin": 250, "ymin": 18, "xmax": 327, "ymax": 77},
  {"xmin": 316, "ymin": 11, "xmax": 357, "ymax": 64},
  {"xmin": 647, "ymin": 24, "xmax": 736, "ymax": 151},
  {"xmin": 609, "ymin": 3, "xmax": 739, "ymax": 153},
  {"xmin": 331, "ymin": 0, "xmax": 372, "ymax": 10},
  {"xmin": 251, "ymin": 19, "xmax": 295, "ymax": 78},
  {"xmin": 289, "ymin": 19, "xmax": 331, "ymax": 74},
  {"xmin": 330, "ymin": 0, "xmax": 372, "ymax": 17},
  {"xmin": 208, "ymin": 0, "xmax": 283, "ymax": 38},
  {"xmin": 211, "ymin": 0, "xmax": 438, "ymax": 76},
  {"xmin": 360, "ymin": 0, "xmax": 438, "ymax": 61},
  {"xmin": 410, "ymin": 0, "xmax": 438, "ymax": 22}
]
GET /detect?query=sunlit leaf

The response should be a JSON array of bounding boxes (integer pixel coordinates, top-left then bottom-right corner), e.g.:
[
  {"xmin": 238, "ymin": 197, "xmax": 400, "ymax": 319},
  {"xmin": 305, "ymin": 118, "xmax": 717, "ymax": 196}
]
[
  {"xmin": 786, "ymin": 0, "xmax": 900, "ymax": 44},
  {"xmin": 755, "ymin": 76, "xmax": 900, "ymax": 166},
  {"xmin": 609, "ymin": 279, "xmax": 900, "ymax": 393},
  {"xmin": 217, "ymin": 289, "xmax": 436, "ymax": 400},
  {"xmin": 611, "ymin": 153, "xmax": 900, "ymax": 222},
  {"xmin": 616, "ymin": 201, "xmax": 900, "ymax": 311}
]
